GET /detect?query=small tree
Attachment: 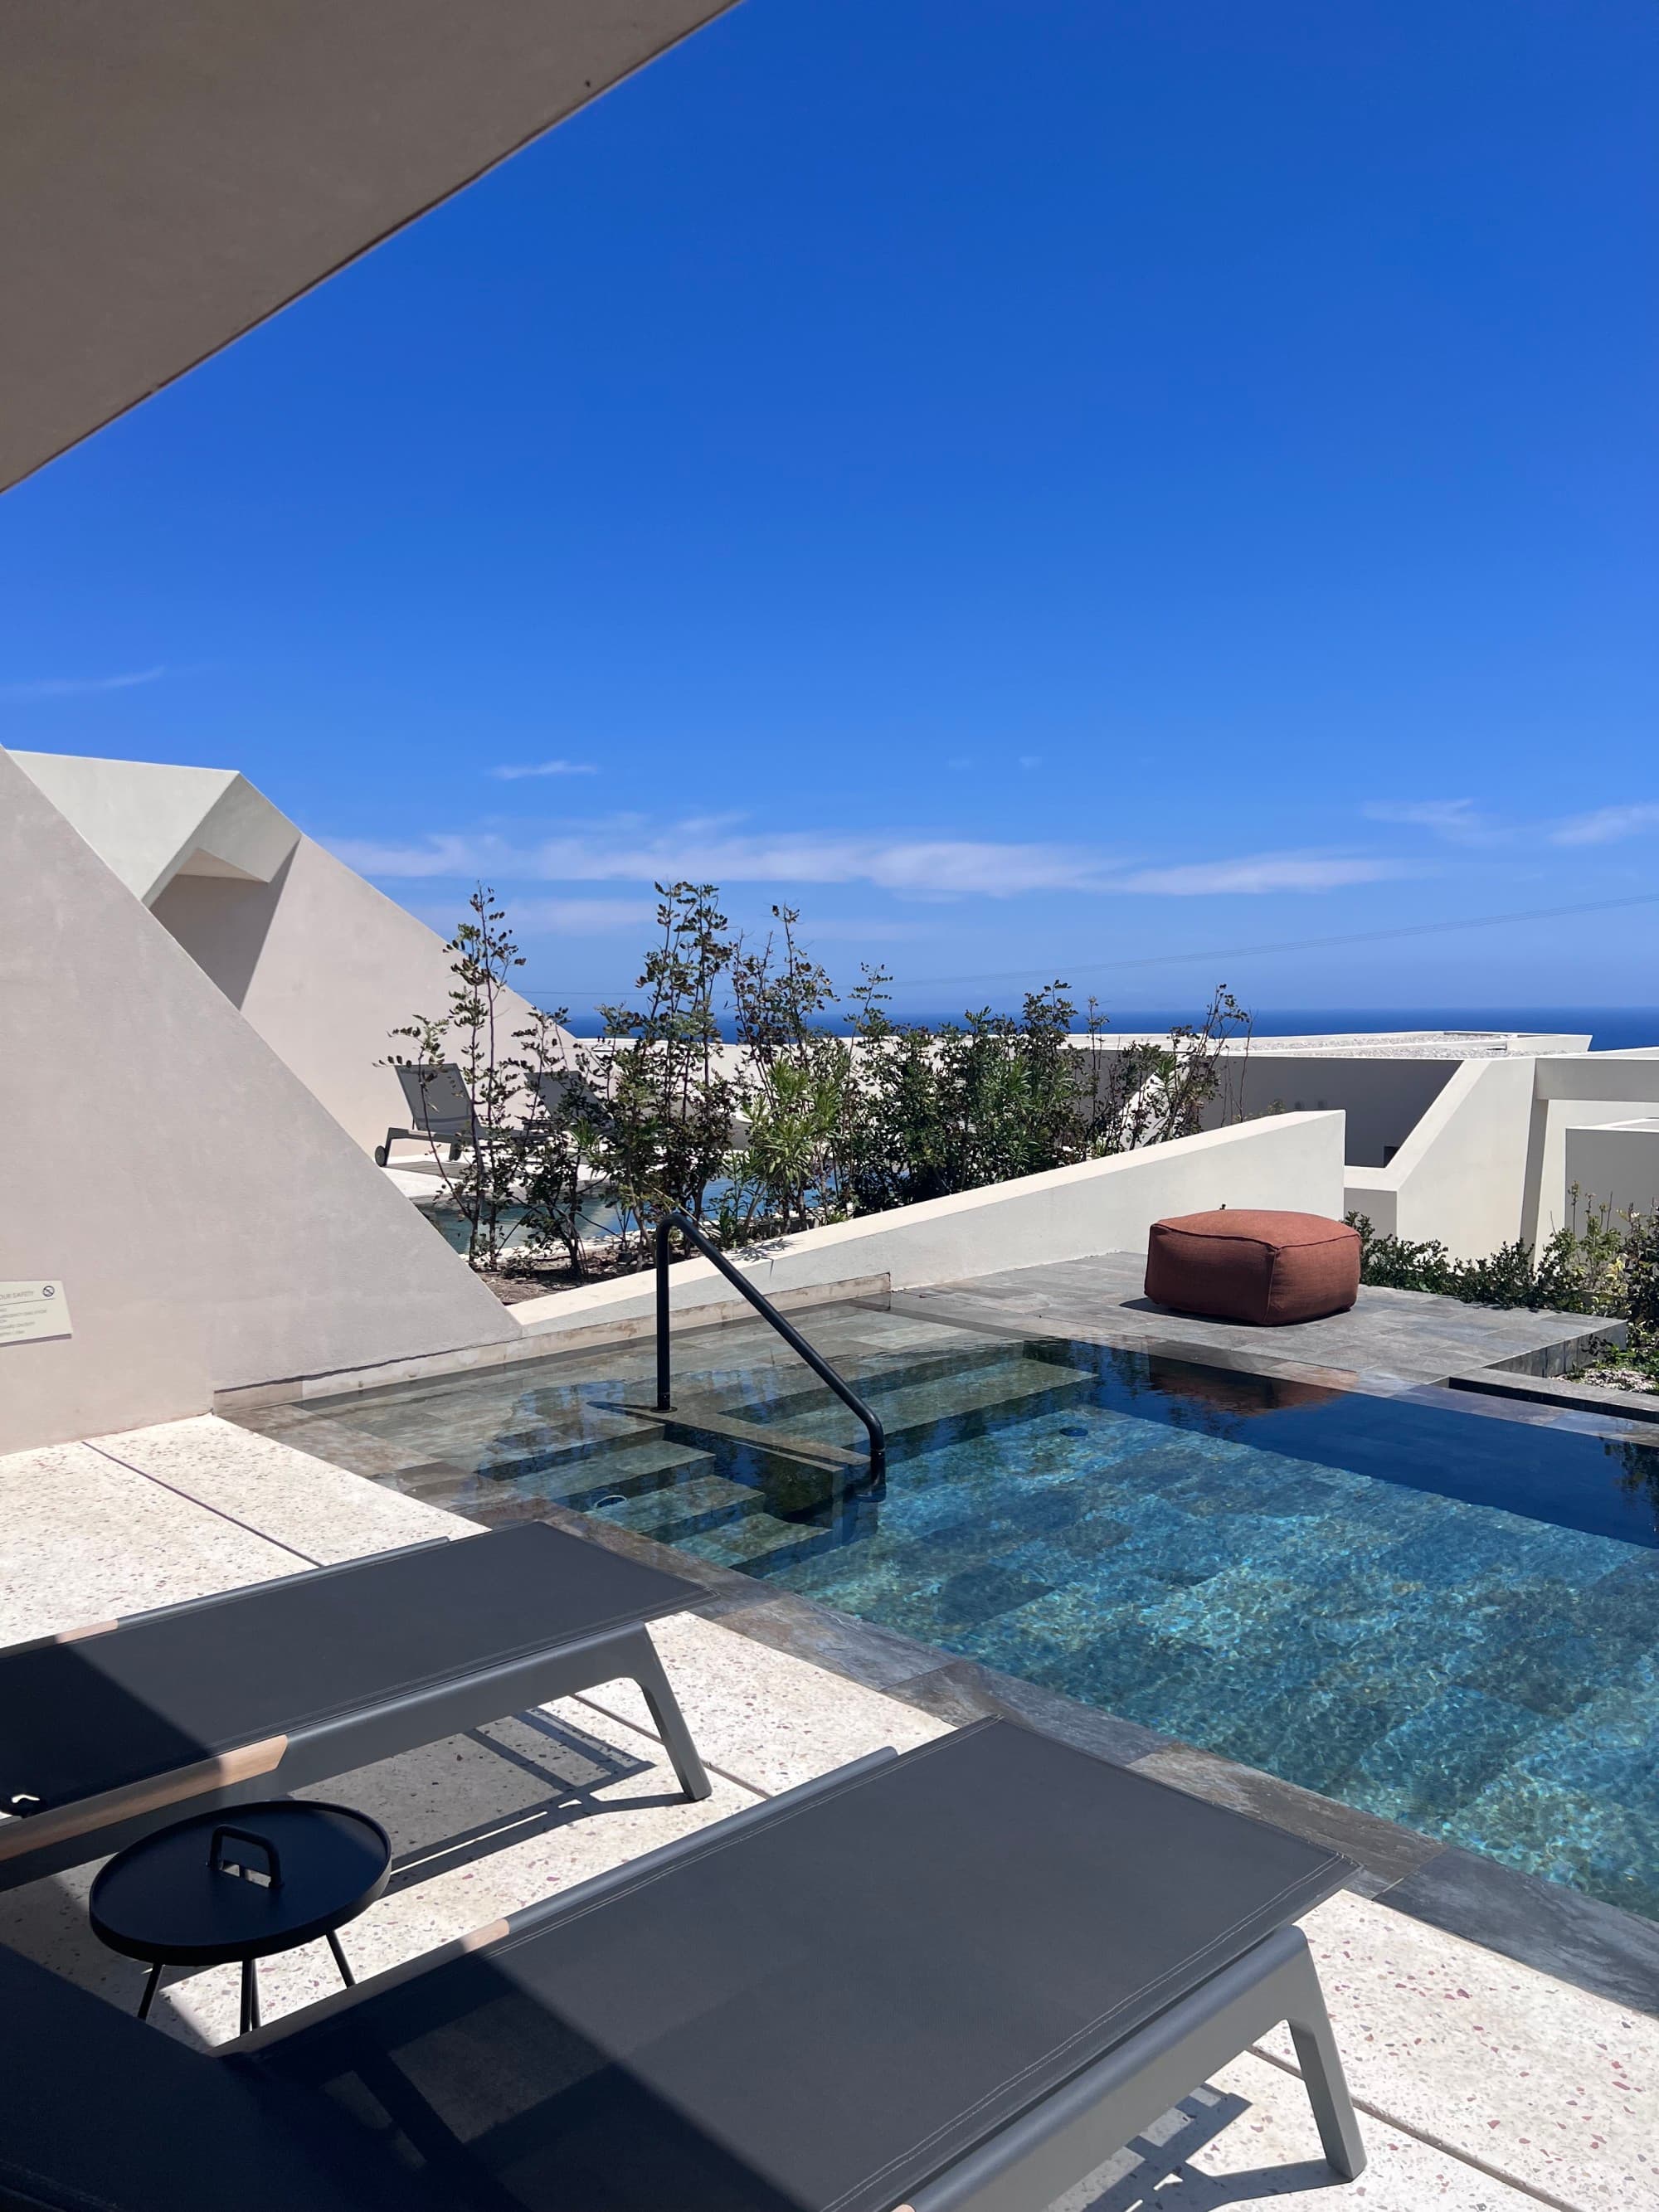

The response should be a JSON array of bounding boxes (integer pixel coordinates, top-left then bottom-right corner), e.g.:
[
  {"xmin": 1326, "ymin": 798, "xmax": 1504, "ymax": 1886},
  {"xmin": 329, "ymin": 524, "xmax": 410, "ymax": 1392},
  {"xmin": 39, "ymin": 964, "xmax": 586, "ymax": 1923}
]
[
  {"xmin": 510, "ymin": 1006, "xmax": 606, "ymax": 1276},
  {"xmin": 384, "ymin": 884, "xmax": 526, "ymax": 1270},
  {"xmin": 591, "ymin": 882, "xmax": 737, "ymax": 1252},
  {"xmin": 1092, "ymin": 985, "xmax": 1253, "ymax": 1152},
  {"xmin": 727, "ymin": 907, "xmax": 851, "ymax": 1233}
]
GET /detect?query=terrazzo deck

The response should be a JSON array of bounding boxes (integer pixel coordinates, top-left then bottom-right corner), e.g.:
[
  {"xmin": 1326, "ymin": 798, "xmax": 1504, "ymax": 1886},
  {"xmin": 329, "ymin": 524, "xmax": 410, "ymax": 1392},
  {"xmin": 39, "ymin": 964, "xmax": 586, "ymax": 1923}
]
[{"xmin": 0, "ymin": 1415, "xmax": 1653, "ymax": 2205}]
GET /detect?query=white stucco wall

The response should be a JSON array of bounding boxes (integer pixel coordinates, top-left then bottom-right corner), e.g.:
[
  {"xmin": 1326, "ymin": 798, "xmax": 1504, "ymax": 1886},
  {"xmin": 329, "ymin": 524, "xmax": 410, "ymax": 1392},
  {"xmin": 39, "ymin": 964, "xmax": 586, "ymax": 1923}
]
[
  {"xmin": 1526, "ymin": 1057, "xmax": 1659, "ymax": 1239},
  {"xmin": 1205, "ymin": 1057, "xmax": 1456, "ymax": 1168},
  {"xmin": 11, "ymin": 751, "xmax": 300, "ymax": 902},
  {"xmin": 1342, "ymin": 1057, "xmax": 1535, "ymax": 1259},
  {"xmin": 0, "ymin": 748, "xmax": 518, "ymax": 1453},
  {"xmin": 152, "ymin": 833, "xmax": 548, "ymax": 1154},
  {"xmin": 1565, "ymin": 1120, "xmax": 1659, "ymax": 1222},
  {"xmin": 510, "ymin": 1110, "xmax": 1347, "ymax": 1345}
]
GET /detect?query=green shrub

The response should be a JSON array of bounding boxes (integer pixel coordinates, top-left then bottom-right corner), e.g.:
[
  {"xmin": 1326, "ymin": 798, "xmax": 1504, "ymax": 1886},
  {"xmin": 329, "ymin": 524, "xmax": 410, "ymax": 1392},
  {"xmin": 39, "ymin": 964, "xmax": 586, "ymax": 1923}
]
[{"xmin": 1347, "ymin": 1202, "xmax": 1654, "ymax": 1325}]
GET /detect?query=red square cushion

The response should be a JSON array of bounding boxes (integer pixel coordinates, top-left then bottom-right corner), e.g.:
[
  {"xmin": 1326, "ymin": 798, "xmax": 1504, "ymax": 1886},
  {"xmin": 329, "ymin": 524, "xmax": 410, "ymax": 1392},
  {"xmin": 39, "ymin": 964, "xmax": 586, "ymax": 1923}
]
[{"xmin": 1145, "ymin": 1209, "xmax": 1360, "ymax": 1326}]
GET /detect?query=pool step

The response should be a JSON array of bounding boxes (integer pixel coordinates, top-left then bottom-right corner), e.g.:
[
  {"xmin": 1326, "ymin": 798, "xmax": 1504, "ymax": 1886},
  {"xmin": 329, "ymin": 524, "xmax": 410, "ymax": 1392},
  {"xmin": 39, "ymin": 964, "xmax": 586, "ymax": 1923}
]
[
  {"xmin": 758, "ymin": 1339, "xmax": 1045, "ymax": 1420},
  {"xmin": 476, "ymin": 1407, "xmax": 669, "ymax": 1478},
  {"xmin": 685, "ymin": 1354, "xmax": 1089, "ymax": 1460},
  {"xmin": 625, "ymin": 1401, "xmax": 869, "ymax": 1472},
  {"xmin": 591, "ymin": 1471, "xmax": 771, "ymax": 1543},
  {"xmin": 675, "ymin": 1505, "xmax": 841, "ymax": 1573}
]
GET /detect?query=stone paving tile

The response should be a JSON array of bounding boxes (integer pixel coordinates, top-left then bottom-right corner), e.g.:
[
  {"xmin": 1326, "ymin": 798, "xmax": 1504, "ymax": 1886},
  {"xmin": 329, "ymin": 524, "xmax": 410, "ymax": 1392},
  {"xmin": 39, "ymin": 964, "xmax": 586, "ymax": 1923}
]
[
  {"xmin": 0, "ymin": 1438, "xmax": 298, "ymax": 1640},
  {"xmin": 0, "ymin": 1702, "xmax": 759, "ymax": 2046},
  {"xmin": 899, "ymin": 1254, "xmax": 1617, "ymax": 1384},
  {"xmin": 90, "ymin": 1413, "xmax": 469, "ymax": 1563},
  {"xmin": 575, "ymin": 1608, "xmax": 951, "ymax": 1795},
  {"xmin": 1387, "ymin": 1845, "xmax": 1659, "ymax": 2020},
  {"xmin": 1048, "ymin": 2056, "xmax": 1540, "ymax": 2210},
  {"xmin": 1262, "ymin": 1889, "xmax": 1659, "ymax": 2211},
  {"xmin": 700, "ymin": 1585, "xmax": 954, "ymax": 1689}
]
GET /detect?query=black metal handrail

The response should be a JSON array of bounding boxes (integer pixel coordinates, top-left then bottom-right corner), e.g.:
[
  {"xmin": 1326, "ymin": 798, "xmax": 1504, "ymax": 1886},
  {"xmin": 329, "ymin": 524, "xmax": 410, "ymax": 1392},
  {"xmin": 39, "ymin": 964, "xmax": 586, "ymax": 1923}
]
[{"xmin": 654, "ymin": 1211, "xmax": 886, "ymax": 1490}]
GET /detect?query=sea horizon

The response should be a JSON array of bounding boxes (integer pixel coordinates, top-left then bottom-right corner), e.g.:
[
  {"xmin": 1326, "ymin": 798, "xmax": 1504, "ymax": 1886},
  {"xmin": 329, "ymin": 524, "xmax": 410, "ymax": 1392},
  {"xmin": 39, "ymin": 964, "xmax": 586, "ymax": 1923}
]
[{"xmin": 556, "ymin": 1005, "xmax": 1659, "ymax": 1052}]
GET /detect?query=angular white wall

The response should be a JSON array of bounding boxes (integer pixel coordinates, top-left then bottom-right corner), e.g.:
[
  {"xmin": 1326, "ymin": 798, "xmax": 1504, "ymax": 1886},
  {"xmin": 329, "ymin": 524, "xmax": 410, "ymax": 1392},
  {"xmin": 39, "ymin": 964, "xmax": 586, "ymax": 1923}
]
[
  {"xmin": 13, "ymin": 751, "xmax": 553, "ymax": 1153},
  {"xmin": 1343, "ymin": 1057, "xmax": 1536, "ymax": 1257},
  {"xmin": 152, "ymin": 832, "xmax": 548, "ymax": 1153},
  {"xmin": 0, "ymin": 748, "xmax": 518, "ymax": 1452}
]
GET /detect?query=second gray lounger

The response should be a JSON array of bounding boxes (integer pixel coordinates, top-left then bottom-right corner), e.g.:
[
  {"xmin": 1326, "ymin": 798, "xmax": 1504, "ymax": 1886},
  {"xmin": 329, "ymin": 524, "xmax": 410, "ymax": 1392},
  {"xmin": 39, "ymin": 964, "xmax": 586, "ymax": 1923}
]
[{"xmin": 0, "ymin": 1719, "xmax": 1364, "ymax": 2212}]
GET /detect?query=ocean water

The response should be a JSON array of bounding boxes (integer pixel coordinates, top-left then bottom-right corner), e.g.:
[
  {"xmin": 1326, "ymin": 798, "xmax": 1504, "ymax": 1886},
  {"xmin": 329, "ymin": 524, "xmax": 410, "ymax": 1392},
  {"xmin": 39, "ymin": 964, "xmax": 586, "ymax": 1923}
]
[{"xmin": 560, "ymin": 1007, "xmax": 1659, "ymax": 1049}]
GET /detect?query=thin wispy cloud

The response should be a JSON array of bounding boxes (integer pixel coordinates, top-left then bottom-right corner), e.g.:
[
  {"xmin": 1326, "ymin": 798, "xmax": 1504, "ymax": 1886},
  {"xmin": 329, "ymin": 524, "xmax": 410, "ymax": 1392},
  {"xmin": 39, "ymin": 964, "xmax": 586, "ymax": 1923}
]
[
  {"xmin": 0, "ymin": 666, "xmax": 166, "ymax": 700},
  {"xmin": 1550, "ymin": 803, "xmax": 1659, "ymax": 847},
  {"xmin": 1362, "ymin": 798, "xmax": 1501, "ymax": 845},
  {"xmin": 335, "ymin": 823, "xmax": 1121, "ymax": 896},
  {"xmin": 510, "ymin": 897, "xmax": 658, "ymax": 935},
  {"xmin": 489, "ymin": 760, "xmax": 598, "ymax": 780},
  {"xmin": 1114, "ymin": 855, "xmax": 1407, "ymax": 897},
  {"xmin": 333, "ymin": 818, "xmax": 1403, "ymax": 902}
]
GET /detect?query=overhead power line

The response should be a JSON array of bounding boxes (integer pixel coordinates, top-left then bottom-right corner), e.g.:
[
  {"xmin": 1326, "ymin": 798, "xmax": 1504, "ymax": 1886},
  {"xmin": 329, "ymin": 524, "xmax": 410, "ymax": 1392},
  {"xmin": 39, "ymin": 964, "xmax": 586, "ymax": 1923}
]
[{"xmin": 536, "ymin": 887, "xmax": 1659, "ymax": 1005}]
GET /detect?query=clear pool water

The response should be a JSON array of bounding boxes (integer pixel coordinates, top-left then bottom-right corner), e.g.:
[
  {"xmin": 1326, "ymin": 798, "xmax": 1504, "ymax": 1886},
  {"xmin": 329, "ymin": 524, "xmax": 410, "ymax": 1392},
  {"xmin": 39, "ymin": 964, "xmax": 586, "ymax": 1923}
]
[{"xmin": 299, "ymin": 1310, "xmax": 1659, "ymax": 1922}]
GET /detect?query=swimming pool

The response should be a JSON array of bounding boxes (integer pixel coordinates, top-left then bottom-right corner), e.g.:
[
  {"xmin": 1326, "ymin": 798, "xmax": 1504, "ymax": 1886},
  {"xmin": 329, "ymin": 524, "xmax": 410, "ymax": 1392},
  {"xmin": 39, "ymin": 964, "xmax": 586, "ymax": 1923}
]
[{"xmin": 292, "ymin": 1306, "xmax": 1659, "ymax": 1923}]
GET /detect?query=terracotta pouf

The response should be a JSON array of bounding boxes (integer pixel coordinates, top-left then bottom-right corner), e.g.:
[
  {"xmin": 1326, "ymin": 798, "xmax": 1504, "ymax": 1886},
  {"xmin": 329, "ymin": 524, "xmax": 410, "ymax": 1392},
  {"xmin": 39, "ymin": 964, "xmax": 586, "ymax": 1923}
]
[{"xmin": 1144, "ymin": 1209, "xmax": 1360, "ymax": 1326}]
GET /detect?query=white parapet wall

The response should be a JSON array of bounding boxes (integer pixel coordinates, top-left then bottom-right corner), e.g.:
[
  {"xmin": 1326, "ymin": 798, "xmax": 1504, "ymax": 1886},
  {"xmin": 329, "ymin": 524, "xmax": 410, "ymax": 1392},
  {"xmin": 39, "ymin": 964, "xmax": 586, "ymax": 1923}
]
[
  {"xmin": 1527, "ymin": 1055, "xmax": 1659, "ymax": 1240},
  {"xmin": 510, "ymin": 1110, "xmax": 1347, "ymax": 1346}
]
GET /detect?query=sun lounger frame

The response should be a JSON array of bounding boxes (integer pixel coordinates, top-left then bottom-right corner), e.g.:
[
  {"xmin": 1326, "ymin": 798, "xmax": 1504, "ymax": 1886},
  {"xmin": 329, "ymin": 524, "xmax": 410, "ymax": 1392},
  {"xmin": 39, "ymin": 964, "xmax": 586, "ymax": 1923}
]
[{"xmin": 0, "ymin": 1534, "xmax": 711, "ymax": 1892}]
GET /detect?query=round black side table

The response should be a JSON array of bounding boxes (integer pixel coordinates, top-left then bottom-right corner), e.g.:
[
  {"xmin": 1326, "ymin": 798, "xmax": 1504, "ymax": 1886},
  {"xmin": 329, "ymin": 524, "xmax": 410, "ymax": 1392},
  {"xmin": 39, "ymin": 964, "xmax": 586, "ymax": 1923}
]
[{"xmin": 89, "ymin": 1800, "xmax": 391, "ymax": 2034}]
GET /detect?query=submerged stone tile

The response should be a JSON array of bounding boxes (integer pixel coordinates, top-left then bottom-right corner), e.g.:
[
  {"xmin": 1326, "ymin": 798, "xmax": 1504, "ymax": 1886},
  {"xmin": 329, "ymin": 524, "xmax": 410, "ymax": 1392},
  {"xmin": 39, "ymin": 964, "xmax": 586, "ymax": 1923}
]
[{"xmin": 1354, "ymin": 1688, "xmax": 1551, "ymax": 1825}]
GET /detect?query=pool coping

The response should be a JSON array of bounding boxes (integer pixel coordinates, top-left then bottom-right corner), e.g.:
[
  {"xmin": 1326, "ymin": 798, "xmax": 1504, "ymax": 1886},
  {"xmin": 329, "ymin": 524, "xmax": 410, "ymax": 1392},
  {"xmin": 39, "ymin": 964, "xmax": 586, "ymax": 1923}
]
[{"xmin": 212, "ymin": 1273, "xmax": 893, "ymax": 1412}]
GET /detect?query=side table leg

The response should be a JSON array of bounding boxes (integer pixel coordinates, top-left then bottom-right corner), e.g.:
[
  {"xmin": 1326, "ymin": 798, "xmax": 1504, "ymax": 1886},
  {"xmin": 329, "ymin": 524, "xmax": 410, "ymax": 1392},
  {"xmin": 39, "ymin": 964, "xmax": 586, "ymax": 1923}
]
[
  {"xmin": 326, "ymin": 1928, "xmax": 357, "ymax": 1988},
  {"xmin": 137, "ymin": 1961, "xmax": 164, "ymax": 2020},
  {"xmin": 241, "ymin": 1958, "xmax": 261, "ymax": 2036}
]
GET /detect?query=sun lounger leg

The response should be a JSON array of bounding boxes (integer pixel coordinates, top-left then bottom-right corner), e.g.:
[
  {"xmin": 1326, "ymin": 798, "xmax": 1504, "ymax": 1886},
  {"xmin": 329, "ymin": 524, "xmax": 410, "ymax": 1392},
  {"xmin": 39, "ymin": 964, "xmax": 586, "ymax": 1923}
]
[
  {"xmin": 624, "ymin": 1633, "xmax": 713, "ymax": 1801},
  {"xmin": 1282, "ymin": 1937, "xmax": 1366, "ymax": 2180}
]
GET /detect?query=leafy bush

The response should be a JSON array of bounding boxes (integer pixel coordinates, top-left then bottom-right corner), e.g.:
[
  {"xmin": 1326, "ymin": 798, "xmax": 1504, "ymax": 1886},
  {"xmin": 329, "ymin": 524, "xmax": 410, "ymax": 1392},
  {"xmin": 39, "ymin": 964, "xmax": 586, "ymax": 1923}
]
[
  {"xmin": 392, "ymin": 885, "xmax": 1255, "ymax": 1272},
  {"xmin": 1348, "ymin": 1200, "xmax": 1657, "ymax": 1331}
]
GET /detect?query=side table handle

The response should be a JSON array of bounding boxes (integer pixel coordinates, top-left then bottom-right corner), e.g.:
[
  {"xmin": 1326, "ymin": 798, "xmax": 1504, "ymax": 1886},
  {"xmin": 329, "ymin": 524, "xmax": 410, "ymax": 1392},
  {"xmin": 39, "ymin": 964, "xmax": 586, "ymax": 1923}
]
[{"xmin": 209, "ymin": 1823, "xmax": 282, "ymax": 1889}]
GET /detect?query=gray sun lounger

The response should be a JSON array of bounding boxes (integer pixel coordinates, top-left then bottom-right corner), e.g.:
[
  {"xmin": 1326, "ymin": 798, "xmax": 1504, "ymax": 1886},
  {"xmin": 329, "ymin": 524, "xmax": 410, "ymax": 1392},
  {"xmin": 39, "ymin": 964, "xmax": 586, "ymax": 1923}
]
[
  {"xmin": 0, "ymin": 1523, "xmax": 710, "ymax": 1892},
  {"xmin": 0, "ymin": 1721, "xmax": 1364, "ymax": 2211},
  {"xmin": 374, "ymin": 1062, "xmax": 475, "ymax": 1167}
]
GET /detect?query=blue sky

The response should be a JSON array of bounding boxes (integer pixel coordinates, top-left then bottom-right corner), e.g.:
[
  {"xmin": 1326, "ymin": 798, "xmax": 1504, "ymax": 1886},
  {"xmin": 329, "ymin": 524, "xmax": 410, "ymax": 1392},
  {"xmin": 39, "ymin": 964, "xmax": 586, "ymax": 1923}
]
[{"xmin": 2, "ymin": 0, "xmax": 1655, "ymax": 1018}]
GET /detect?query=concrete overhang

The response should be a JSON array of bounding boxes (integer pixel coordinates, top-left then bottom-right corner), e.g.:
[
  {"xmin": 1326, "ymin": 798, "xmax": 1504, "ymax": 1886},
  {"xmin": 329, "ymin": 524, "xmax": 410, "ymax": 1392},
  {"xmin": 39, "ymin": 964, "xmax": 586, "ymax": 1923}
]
[
  {"xmin": 1, "ymin": 0, "xmax": 738, "ymax": 493},
  {"xmin": 10, "ymin": 750, "xmax": 301, "ymax": 905}
]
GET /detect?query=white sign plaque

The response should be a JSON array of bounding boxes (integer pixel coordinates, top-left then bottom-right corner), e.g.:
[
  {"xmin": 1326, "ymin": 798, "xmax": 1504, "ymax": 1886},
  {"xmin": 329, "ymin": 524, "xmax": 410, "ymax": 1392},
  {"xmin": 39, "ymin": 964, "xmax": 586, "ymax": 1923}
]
[{"xmin": 0, "ymin": 1282, "xmax": 72, "ymax": 1347}]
